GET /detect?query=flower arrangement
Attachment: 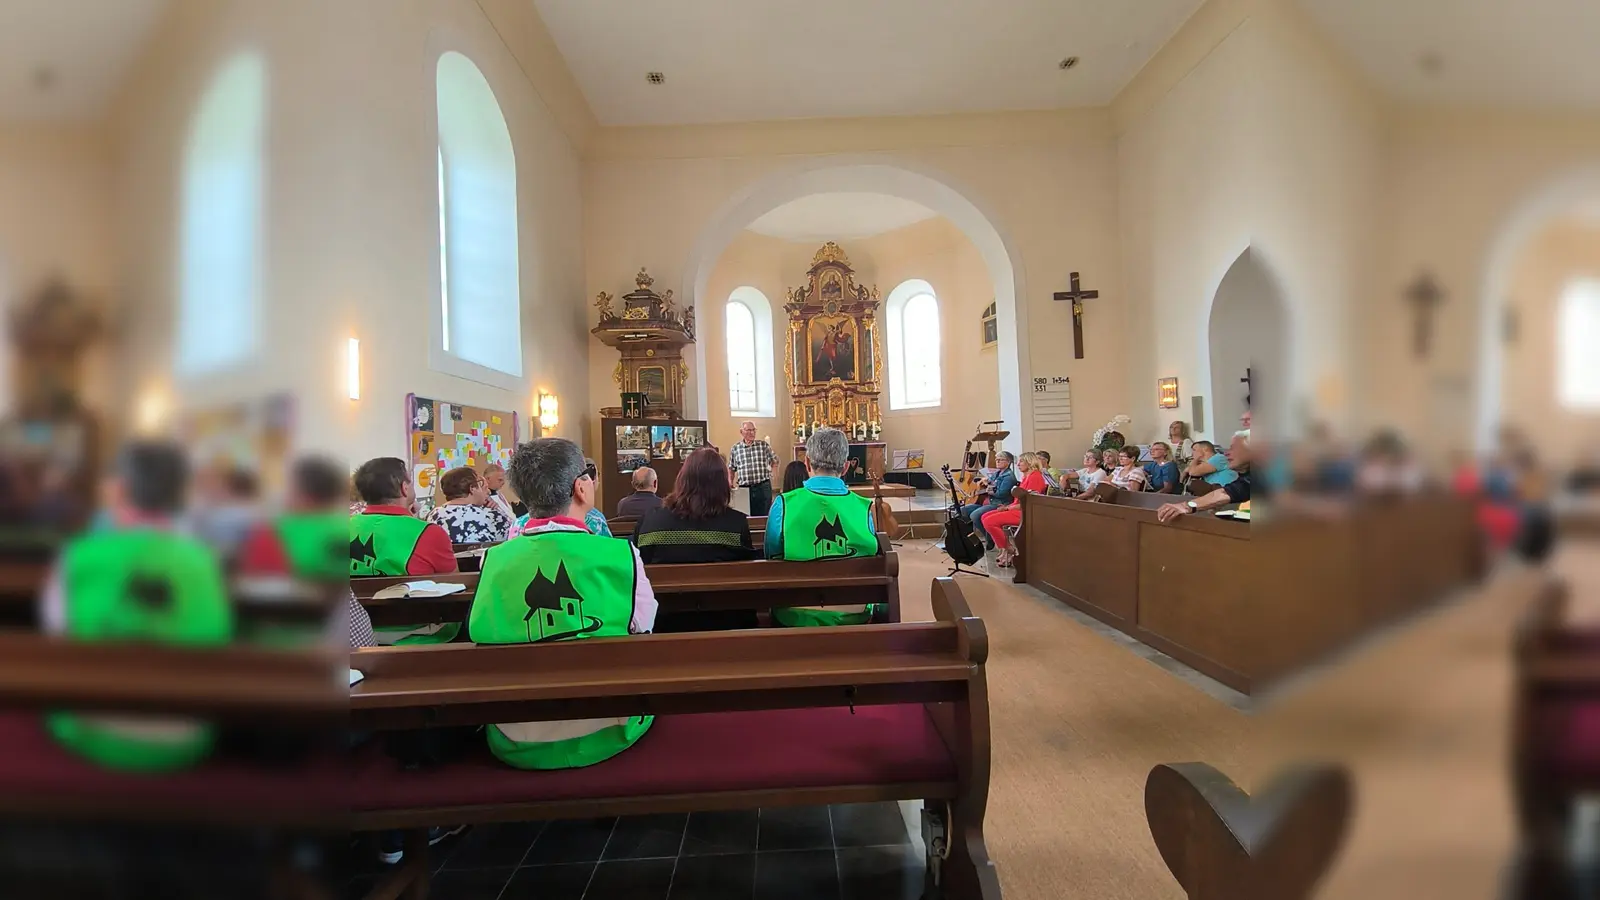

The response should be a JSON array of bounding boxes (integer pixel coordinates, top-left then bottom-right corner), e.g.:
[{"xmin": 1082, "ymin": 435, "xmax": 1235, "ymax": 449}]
[{"xmin": 1091, "ymin": 415, "xmax": 1132, "ymax": 452}]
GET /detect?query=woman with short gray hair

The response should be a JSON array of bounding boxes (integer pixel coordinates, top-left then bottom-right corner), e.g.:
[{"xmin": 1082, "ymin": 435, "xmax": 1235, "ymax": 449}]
[{"xmin": 762, "ymin": 428, "xmax": 881, "ymax": 626}]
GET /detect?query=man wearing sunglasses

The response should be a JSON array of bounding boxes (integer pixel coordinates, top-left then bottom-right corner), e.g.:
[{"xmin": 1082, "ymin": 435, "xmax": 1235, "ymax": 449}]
[{"xmin": 468, "ymin": 438, "xmax": 658, "ymax": 770}]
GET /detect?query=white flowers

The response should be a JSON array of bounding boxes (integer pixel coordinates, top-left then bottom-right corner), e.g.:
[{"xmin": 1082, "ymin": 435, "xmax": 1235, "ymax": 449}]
[{"xmin": 1091, "ymin": 415, "xmax": 1133, "ymax": 449}]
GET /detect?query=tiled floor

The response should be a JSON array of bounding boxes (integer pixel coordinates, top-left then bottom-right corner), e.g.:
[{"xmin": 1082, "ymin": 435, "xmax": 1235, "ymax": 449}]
[{"xmin": 345, "ymin": 803, "xmax": 928, "ymax": 900}]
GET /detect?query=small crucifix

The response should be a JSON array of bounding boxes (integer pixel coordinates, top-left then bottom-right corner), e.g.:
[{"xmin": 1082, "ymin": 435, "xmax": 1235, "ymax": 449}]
[
  {"xmin": 1404, "ymin": 272, "xmax": 1445, "ymax": 360},
  {"xmin": 1053, "ymin": 272, "xmax": 1100, "ymax": 360},
  {"xmin": 1240, "ymin": 367, "xmax": 1253, "ymax": 408}
]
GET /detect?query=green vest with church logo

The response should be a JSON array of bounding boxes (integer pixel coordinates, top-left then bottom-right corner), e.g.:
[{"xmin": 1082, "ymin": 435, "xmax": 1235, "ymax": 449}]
[
  {"xmin": 47, "ymin": 530, "xmax": 234, "ymax": 772},
  {"xmin": 773, "ymin": 488, "xmax": 881, "ymax": 627},
  {"xmin": 467, "ymin": 529, "xmax": 649, "ymax": 769},
  {"xmin": 278, "ymin": 511, "xmax": 351, "ymax": 581},
  {"xmin": 351, "ymin": 512, "xmax": 460, "ymax": 645}
]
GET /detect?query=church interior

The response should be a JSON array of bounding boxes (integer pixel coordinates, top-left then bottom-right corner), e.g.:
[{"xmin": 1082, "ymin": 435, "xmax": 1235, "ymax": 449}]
[{"xmin": 0, "ymin": 0, "xmax": 1598, "ymax": 897}]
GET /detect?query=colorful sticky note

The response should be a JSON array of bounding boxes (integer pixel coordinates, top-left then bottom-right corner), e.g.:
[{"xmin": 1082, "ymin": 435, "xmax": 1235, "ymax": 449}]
[{"xmin": 491, "ymin": 416, "xmax": 501, "ymax": 425}]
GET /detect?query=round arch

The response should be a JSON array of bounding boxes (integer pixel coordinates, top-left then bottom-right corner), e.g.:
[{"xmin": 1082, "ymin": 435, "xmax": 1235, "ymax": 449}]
[
  {"xmin": 1195, "ymin": 241, "xmax": 1297, "ymax": 440},
  {"xmin": 682, "ymin": 159, "xmax": 1030, "ymax": 450},
  {"xmin": 1473, "ymin": 164, "xmax": 1600, "ymax": 452}
]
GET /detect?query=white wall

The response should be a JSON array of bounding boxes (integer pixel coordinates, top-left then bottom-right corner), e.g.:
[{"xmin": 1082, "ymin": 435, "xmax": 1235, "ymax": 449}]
[
  {"xmin": 1116, "ymin": 0, "xmax": 1381, "ymax": 444},
  {"xmin": 1207, "ymin": 250, "xmax": 1288, "ymax": 438},
  {"xmin": 106, "ymin": 0, "xmax": 588, "ymax": 466}
]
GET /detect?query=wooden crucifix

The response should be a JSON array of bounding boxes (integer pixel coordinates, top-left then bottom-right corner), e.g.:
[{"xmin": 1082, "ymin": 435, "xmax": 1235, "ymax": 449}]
[
  {"xmin": 1404, "ymin": 273, "xmax": 1445, "ymax": 360},
  {"xmin": 1240, "ymin": 367, "xmax": 1253, "ymax": 408},
  {"xmin": 1053, "ymin": 272, "xmax": 1100, "ymax": 360}
]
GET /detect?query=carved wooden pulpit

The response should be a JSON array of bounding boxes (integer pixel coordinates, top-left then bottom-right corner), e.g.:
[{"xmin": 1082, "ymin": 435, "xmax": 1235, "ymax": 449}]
[{"xmin": 593, "ymin": 268, "xmax": 697, "ymax": 419}]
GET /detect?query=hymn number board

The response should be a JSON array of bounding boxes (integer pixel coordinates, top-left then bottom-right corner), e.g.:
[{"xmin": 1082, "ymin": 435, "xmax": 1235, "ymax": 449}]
[{"xmin": 1032, "ymin": 376, "xmax": 1073, "ymax": 435}]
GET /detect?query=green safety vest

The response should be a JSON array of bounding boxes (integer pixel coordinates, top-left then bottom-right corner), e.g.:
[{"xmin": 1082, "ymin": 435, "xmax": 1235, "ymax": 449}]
[
  {"xmin": 467, "ymin": 530, "xmax": 649, "ymax": 769},
  {"xmin": 351, "ymin": 512, "xmax": 459, "ymax": 645},
  {"xmin": 278, "ymin": 511, "xmax": 351, "ymax": 581},
  {"xmin": 47, "ymin": 530, "xmax": 234, "ymax": 772},
  {"xmin": 772, "ymin": 488, "xmax": 881, "ymax": 628}
]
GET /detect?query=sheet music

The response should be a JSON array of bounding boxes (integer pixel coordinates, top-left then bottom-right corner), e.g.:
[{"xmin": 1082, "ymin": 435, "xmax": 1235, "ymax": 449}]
[{"xmin": 1031, "ymin": 376, "xmax": 1073, "ymax": 433}]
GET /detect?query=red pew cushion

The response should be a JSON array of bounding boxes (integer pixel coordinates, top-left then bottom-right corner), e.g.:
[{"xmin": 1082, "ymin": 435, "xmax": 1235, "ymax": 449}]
[
  {"xmin": 349, "ymin": 704, "xmax": 956, "ymax": 811},
  {"xmin": 0, "ymin": 712, "xmax": 347, "ymax": 817},
  {"xmin": 1537, "ymin": 701, "xmax": 1600, "ymax": 783}
]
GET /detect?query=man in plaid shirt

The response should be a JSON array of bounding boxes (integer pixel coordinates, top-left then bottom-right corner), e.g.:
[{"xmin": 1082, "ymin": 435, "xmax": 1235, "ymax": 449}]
[{"xmin": 729, "ymin": 421, "xmax": 779, "ymax": 516}]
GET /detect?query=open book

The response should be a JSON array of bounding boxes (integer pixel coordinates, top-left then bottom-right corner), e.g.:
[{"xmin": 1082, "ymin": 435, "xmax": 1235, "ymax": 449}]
[{"xmin": 370, "ymin": 580, "xmax": 469, "ymax": 600}]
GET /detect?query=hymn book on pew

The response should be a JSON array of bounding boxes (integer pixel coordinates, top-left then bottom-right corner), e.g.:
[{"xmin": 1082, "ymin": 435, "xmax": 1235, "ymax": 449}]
[{"xmin": 370, "ymin": 580, "xmax": 469, "ymax": 600}]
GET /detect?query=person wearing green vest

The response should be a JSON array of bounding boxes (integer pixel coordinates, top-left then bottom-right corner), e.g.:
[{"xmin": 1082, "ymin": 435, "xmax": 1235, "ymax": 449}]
[
  {"xmin": 467, "ymin": 437, "xmax": 659, "ymax": 770},
  {"xmin": 763, "ymin": 427, "xmax": 880, "ymax": 627},
  {"xmin": 349, "ymin": 456, "xmax": 459, "ymax": 644},
  {"xmin": 39, "ymin": 441, "xmax": 234, "ymax": 772},
  {"xmin": 234, "ymin": 455, "xmax": 351, "ymax": 648}
]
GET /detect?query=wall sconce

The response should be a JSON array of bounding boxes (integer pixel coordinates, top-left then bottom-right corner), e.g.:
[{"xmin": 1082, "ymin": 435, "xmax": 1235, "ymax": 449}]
[
  {"xmin": 538, "ymin": 392, "xmax": 559, "ymax": 433},
  {"xmin": 1158, "ymin": 377, "xmax": 1180, "ymax": 409},
  {"xmin": 347, "ymin": 338, "xmax": 361, "ymax": 400}
]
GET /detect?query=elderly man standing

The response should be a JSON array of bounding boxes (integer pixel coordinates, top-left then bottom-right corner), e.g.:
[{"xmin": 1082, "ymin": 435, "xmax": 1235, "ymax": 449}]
[
  {"xmin": 730, "ymin": 420, "xmax": 779, "ymax": 516},
  {"xmin": 616, "ymin": 466, "xmax": 663, "ymax": 518},
  {"xmin": 467, "ymin": 437, "xmax": 658, "ymax": 769}
]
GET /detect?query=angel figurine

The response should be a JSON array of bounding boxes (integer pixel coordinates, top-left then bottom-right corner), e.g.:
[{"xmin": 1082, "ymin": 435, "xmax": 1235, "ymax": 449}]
[{"xmin": 593, "ymin": 291, "xmax": 615, "ymax": 322}]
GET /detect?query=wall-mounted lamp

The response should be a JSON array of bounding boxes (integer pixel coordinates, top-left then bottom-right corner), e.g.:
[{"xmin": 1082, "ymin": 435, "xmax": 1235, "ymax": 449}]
[
  {"xmin": 1158, "ymin": 377, "xmax": 1180, "ymax": 410},
  {"xmin": 538, "ymin": 392, "xmax": 559, "ymax": 433},
  {"xmin": 347, "ymin": 338, "xmax": 361, "ymax": 400}
]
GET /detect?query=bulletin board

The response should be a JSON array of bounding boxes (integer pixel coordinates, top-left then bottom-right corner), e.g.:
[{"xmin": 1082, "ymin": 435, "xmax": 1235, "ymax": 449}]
[{"xmin": 404, "ymin": 393, "xmax": 520, "ymax": 515}]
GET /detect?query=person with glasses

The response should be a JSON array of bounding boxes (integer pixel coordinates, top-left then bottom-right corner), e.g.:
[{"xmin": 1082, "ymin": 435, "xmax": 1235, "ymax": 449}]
[
  {"xmin": 467, "ymin": 437, "xmax": 658, "ymax": 770},
  {"xmin": 515, "ymin": 457, "xmax": 614, "ymax": 537}
]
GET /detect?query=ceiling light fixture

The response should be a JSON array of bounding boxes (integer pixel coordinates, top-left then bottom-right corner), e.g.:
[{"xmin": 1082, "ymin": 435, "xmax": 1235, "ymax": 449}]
[
  {"xmin": 1418, "ymin": 52, "xmax": 1444, "ymax": 76},
  {"xmin": 32, "ymin": 66, "xmax": 55, "ymax": 91},
  {"xmin": 1059, "ymin": 56, "xmax": 1080, "ymax": 71},
  {"xmin": 646, "ymin": 72, "xmax": 665, "ymax": 85}
]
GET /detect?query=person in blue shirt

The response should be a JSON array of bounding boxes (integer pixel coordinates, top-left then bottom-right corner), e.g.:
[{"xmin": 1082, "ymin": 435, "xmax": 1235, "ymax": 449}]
[
  {"xmin": 1143, "ymin": 441, "xmax": 1182, "ymax": 494},
  {"xmin": 1185, "ymin": 440, "xmax": 1238, "ymax": 490},
  {"xmin": 959, "ymin": 452, "xmax": 1016, "ymax": 551}
]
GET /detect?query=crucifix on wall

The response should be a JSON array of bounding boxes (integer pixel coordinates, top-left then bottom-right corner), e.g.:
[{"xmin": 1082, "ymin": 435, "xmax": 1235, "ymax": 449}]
[
  {"xmin": 1052, "ymin": 272, "xmax": 1100, "ymax": 360},
  {"xmin": 1240, "ymin": 367, "xmax": 1253, "ymax": 408},
  {"xmin": 1404, "ymin": 272, "xmax": 1445, "ymax": 360}
]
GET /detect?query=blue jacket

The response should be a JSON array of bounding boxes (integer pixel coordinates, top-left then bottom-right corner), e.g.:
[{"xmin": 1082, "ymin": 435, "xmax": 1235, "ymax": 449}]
[{"xmin": 988, "ymin": 467, "xmax": 1018, "ymax": 504}]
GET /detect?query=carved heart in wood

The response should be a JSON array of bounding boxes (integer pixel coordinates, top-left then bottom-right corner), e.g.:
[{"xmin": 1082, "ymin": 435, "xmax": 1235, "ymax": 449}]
[{"xmin": 1145, "ymin": 762, "xmax": 1353, "ymax": 900}]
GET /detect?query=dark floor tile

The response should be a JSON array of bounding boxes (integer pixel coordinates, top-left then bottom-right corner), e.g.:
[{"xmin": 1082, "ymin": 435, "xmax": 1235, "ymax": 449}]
[
  {"xmin": 604, "ymin": 813, "xmax": 688, "ymax": 860},
  {"xmin": 681, "ymin": 810, "xmax": 759, "ymax": 857},
  {"xmin": 428, "ymin": 866, "xmax": 516, "ymax": 900},
  {"xmin": 523, "ymin": 818, "xmax": 617, "ymax": 865},
  {"xmin": 829, "ymin": 803, "xmax": 911, "ymax": 848},
  {"xmin": 501, "ymin": 862, "xmax": 595, "ymax": 900},
  {"xmin": 583, "ymin": 858, "xmax": 676, "ymax": 900},
  {"xmin": 756, "ymin": 807, "xmax": 832, "ymax": 852},
  {"xmin": 668, "ymin": 853, "xmax": 756, "ymax": 900},
  {"xmin": 837, "ymin": 845, "xmax": 925, "ymax": 900},
  {"xmin": 439, "ymin": 822, "xmax": 544, "ymax": 869},
  {"xmin": 753, "ymin": 850, "xmax": 840, "ymax": 900}
]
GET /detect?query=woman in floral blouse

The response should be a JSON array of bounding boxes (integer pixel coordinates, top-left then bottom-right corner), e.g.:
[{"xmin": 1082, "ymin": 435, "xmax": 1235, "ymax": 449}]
[{"xmin": 426, "ymin": 466, "xmax": 515, "ymax": 544}]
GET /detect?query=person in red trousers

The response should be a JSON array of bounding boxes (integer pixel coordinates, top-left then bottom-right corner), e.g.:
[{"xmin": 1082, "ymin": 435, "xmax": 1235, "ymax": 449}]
[{"xmin": 985, "ymin": 451, "xmax": 1048, "ymax": 568}]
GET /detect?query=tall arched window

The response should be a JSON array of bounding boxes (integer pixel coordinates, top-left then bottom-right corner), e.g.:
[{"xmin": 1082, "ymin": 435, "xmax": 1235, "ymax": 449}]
[
  {"xmin": 1559, "ymin": 278, "xmax": 1600, "ymax": 410},
  {"xmin": 177, "ymin": 52, "xmax": 265, "ymax": 376},
  {"xmin": 435, "ymin": 51, "xmax": 521, "ymax": 382},
  {"xmin": 886, "ymin": 279, "xmax": 942, "ymax": 409},
  {"xmin": 726, "ymin": 287, "xmax": 775, "ymax": 417}
]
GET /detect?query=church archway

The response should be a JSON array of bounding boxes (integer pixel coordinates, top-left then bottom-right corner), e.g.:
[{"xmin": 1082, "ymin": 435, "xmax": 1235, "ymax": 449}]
[
  {"xmin": 1474, "ymin": 164, "xmax": 1600, "ymax": 453},
  {"xmin": 682, "ymin": 160, "xmax": 1030, "ymax": 450},
  {"xmin": 1205, "ymin": 248, "xmax": 1289, "ymax": 441}
]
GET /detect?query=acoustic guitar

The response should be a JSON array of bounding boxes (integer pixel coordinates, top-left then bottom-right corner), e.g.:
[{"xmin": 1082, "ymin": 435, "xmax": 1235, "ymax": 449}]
[{"xmin": 870, "ymin": 476, "xmax": 900, "ymax": 543}]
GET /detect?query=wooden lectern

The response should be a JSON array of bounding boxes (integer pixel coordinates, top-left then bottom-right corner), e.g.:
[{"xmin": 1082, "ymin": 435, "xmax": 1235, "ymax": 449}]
[{"xmin": 953, "ymin": 423, "xmax": 1009, "ymax": 506}]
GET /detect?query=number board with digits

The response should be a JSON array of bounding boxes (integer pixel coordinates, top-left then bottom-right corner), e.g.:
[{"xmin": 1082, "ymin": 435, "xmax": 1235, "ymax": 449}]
[{"xmin": 1031, "ymin": 376, "xmax": 1073, "ymax": 433}]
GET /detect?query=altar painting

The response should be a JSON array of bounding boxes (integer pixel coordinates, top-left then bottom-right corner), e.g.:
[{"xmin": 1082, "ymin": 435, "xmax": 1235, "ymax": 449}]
[{"xmin": 807, "ymin": 316, "xmax": 858, "ymax": 383}]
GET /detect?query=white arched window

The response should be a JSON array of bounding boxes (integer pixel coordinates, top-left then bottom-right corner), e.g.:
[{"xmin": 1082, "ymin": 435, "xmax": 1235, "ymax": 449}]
[
  {"xmin": 177, "ymin": 52, "xmax": 265, "ymax": 376},
  {"xmin": 434, "ymin": 51, "xmax": 521, "ymax": 382},
  {"xmin": 726, "ymin": 287, "xmax": 775, "ymax": 417},
  {"xmin": 1559, "ymin": 278, "xmax": 1600, "ymax": 411},
  {"xmin": 886, "ymin": 279, "xmax": 942, "ymax": 409}
]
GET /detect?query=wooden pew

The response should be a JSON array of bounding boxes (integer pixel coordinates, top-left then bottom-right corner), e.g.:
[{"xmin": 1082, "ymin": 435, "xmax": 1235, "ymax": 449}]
[
  {"xmin": 1510, "ymin": 578, "xmax": 1600, "ymax": 896},
  {"xmin": 1014, "ymin": 489, "xmax": 1480, "ymax": 694},
  {"xmin": 608, "ymin": 514, "xmax": 769, "ymax": 539},
  {"xmin": 1145, "ymin": 761, "xmax": 1353, "ymax": 899},
  {"xmin": 352, "ymin": 533, "xmax": 901, "ymax": 629},
  {"xmin": 0, "ymin": 633, "xmax": 345, "ymax": 827},
  {"xmin": 348, "ymin": 576, "xmax": 1000, "ymax": 900}
]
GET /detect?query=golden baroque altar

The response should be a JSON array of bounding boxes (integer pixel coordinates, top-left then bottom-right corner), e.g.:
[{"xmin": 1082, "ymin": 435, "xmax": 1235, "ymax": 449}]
[{"xmin": 785, "ymin": 242, "xmax": 883, "ymax": 441}]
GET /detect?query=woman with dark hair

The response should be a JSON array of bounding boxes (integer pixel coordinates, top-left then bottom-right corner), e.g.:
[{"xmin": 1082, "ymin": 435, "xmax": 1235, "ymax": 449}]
[
  {"xmin": 426, "ymin": 466, "xmax": 514, "ymax": 544},
  {"xmin": 780, "ymin": 459, "xmax": 808, "ymax": 494},
  {"xmin": 635, "ymin": 447, "xmax": 755, "ymax": 565}
]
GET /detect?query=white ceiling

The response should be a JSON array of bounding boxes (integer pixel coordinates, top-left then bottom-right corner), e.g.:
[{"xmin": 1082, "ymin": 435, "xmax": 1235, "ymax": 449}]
[
  {"xmin": 0, "ymin": 0, "xmax": 169, "ymax": 122},
  {"xmin": 531, "ymin": 0, "xmax": 1205, "ymax": 126},
  {"xmin": 746, "ymin": 192, "xmax": 939, "ymax": 241},
  {"xmin": 1299, "ymin": 0, "xmax": 1600, "ymax": 111}
]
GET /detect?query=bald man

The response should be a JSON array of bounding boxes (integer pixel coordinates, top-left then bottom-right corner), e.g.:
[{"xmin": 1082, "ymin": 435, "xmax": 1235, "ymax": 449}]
[{"xmin": 616, "ymin": 466, "xmax": 663, "ymax": 518}]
